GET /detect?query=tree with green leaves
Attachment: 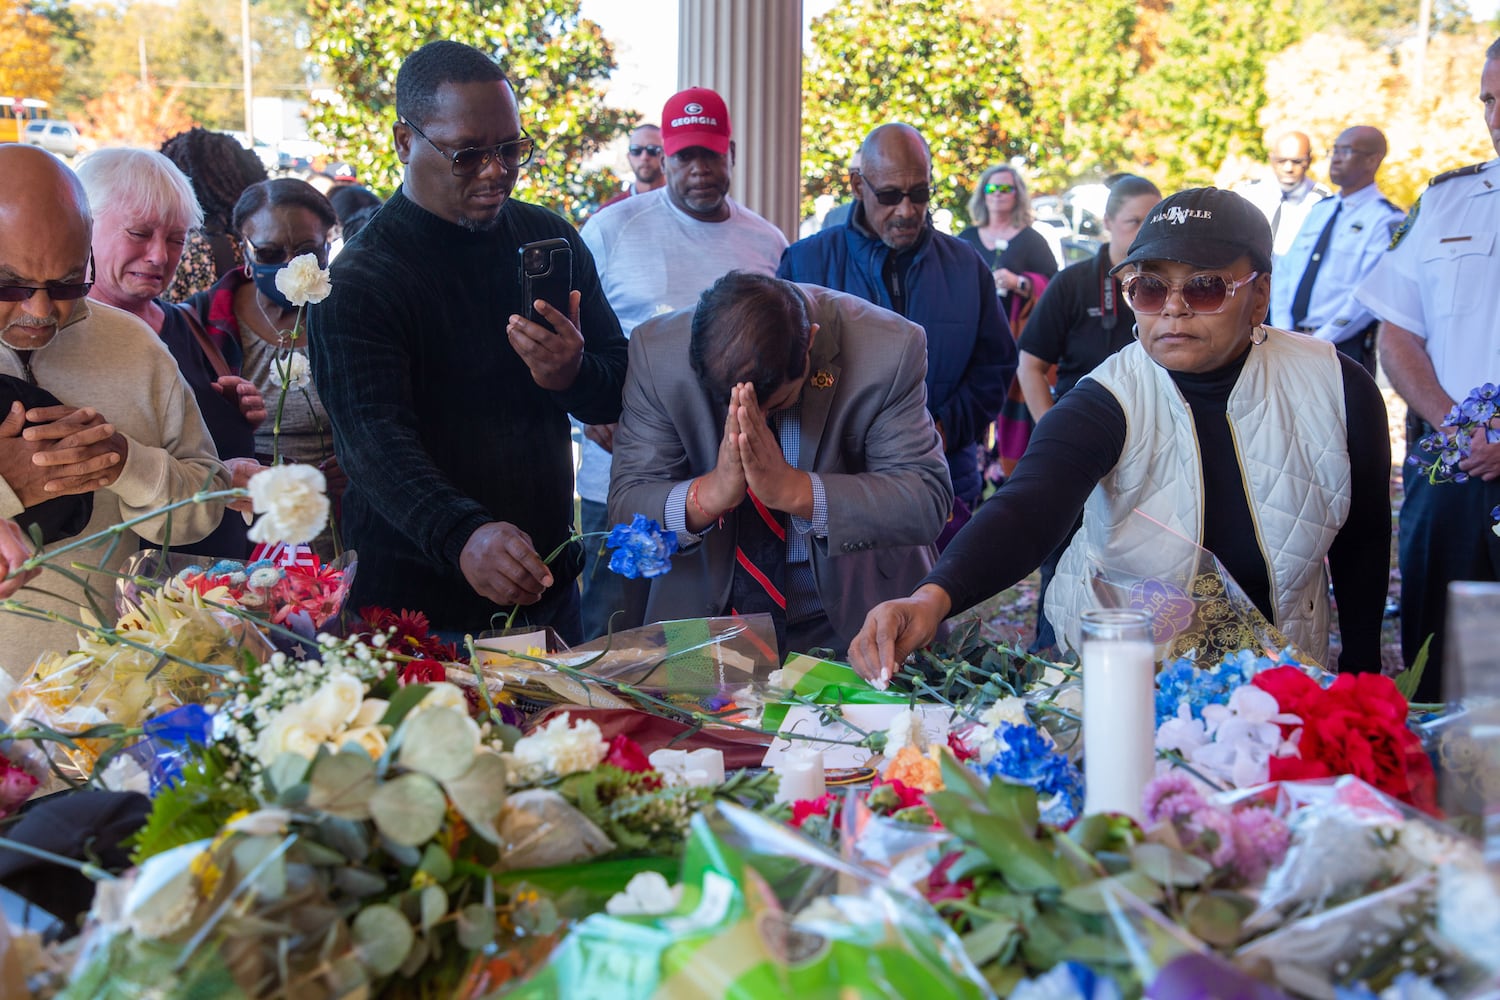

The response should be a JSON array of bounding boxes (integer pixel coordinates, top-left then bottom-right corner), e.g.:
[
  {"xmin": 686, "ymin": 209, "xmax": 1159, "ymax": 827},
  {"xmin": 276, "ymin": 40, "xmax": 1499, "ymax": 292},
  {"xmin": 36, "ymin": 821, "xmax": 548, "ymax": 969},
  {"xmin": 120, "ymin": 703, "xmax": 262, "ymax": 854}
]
[
  {"xmin": 305, "ymin": 0, "xmax": 632, "ymax": 221},
  {"xmin": 801, "ymin": 0, "xmax": 1033, "ymax": 227}
]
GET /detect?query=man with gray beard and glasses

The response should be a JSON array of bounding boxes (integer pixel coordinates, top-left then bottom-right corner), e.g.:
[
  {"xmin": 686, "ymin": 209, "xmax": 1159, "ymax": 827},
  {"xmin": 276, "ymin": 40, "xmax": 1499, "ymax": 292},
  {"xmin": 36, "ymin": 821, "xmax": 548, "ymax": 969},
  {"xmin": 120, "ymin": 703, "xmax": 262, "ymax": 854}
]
[{"xmin": 309, "ymin": 40, "xmax": 627, "ymax": 642}]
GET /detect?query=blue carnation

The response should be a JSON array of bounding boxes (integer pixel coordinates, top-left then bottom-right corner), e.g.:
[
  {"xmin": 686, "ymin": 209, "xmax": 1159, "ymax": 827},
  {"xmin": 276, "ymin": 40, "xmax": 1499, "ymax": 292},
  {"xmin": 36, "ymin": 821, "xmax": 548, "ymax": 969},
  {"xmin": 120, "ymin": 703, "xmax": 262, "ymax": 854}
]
[
  {"xmin": 980, "ymin": 722, "xmax": 1083, "ymax": 822},
  {"xmin": 605, "ymin": 514, "xmax": 678, "ymax": 579}
]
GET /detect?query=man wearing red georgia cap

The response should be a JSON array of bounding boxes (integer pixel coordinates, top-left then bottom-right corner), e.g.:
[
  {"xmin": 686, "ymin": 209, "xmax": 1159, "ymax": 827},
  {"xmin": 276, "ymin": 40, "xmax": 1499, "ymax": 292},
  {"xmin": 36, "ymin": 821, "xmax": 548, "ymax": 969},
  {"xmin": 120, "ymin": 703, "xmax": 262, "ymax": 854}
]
[{"xmin": 577, "ymin": 85, "xmax": 786, "ymax": 640}]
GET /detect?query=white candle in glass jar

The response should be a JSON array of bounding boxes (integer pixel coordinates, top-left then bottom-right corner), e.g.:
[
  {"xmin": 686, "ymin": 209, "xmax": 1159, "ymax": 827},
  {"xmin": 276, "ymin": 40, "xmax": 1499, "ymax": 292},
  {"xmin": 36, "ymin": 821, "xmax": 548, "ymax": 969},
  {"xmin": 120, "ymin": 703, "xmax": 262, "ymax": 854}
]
[{"xmin": 1080, "ymin": 609, "xmax": 1156, "ymax": 820}]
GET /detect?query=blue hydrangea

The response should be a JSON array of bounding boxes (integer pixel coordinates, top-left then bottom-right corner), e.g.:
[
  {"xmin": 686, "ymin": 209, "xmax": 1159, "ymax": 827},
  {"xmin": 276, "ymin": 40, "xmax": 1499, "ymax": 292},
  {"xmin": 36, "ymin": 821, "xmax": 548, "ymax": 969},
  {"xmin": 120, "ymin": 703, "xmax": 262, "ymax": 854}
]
[
  {"xmin": 979, "ymin": 722, "xmax": 1083, "ymax": 823},
  {"xmin": 606, "ymin": 514, "xmax": 679, "ymax": 579}
]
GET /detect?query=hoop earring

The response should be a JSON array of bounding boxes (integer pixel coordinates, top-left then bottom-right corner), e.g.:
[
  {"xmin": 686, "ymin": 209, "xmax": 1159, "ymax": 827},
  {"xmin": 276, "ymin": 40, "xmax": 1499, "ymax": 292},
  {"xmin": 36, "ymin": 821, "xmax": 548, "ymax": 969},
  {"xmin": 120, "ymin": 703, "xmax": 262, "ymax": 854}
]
[
  {"xmin": 1131, "ymin": 323, "xmax": 1140, "ymax": 341},
  {"xmin": 1251, "ymin": 324, "xmax": 1268, "ymax": 346}
]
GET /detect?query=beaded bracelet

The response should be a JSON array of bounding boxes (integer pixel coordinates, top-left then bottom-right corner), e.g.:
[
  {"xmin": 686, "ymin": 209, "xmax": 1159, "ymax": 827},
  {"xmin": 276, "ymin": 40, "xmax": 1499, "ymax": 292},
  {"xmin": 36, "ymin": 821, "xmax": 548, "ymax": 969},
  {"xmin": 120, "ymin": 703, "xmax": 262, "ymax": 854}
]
[{"xmin": 688, "ymin": 478, "xmax": 718, "ymax": 523}]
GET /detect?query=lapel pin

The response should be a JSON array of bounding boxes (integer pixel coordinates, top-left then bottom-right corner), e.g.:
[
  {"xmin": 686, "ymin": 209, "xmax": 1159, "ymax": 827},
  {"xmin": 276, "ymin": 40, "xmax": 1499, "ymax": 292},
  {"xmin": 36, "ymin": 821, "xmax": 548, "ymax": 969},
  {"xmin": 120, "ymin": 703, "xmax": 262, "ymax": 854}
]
[{"xmin": 811, "ymin": 369, "xmax": 835, "ymax": 390}]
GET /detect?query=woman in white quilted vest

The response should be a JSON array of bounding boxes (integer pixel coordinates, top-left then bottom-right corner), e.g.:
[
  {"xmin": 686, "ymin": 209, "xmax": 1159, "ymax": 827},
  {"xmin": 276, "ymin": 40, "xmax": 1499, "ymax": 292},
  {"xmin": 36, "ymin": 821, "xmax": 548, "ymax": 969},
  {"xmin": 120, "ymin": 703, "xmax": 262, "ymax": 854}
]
[{"xmin": 850, "ymin": 187, "xmax": 1391, "ymax": 683}]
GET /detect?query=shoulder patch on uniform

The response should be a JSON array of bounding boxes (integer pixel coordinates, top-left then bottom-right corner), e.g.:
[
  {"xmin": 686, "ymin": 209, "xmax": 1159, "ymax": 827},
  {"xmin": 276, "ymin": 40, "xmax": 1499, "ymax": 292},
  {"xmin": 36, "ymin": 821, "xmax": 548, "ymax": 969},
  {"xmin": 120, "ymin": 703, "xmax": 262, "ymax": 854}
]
[
  {"xmin": 1428, "ymin": 162, "xmax": 1487, "ymax": 187},
  {"xmin": 1389, "ymin": 196, "xmax": 1419, "ymax": 250},
  {"xmin": 1379, "ymin": 197, "xmax": 1401, "ymax": 213}
]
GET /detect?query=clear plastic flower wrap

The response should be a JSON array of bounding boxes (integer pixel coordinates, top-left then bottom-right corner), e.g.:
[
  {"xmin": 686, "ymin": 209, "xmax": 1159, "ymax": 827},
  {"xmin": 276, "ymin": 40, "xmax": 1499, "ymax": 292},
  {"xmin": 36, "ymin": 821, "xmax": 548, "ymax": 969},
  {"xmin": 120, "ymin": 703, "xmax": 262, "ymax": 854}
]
[{"xmin": 495, "ymin": 801, "xmax": 992, "ymax": 999}]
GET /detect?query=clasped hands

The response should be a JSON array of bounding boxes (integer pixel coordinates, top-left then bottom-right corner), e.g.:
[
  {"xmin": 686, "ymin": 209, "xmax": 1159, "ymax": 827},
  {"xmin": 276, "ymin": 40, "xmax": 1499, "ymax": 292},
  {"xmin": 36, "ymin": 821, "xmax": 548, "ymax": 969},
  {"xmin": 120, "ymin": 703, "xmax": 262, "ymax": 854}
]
[
  {"xmin": 0, "ymin": 402, "xmax": 128, "ymax": 505},
  {"xmin": 687, "ymin": 383, "xmax": 812, "ymax": 532}
]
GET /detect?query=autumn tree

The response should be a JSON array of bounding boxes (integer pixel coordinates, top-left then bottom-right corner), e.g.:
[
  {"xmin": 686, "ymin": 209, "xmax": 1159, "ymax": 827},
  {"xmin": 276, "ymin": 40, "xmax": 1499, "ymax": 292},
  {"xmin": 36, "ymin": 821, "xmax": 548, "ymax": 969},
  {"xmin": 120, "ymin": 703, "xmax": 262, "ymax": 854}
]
[
  {"xmin": 801, "ymin": 0, "xmax": 1034, "ymax": 226},
  {"xmin": 0, "ymin": 2, "xmax": 63, "ymax": 103},
  {"xmin": 80, "ymin": 73, "xmax": 198, "ymax": 147},
  {"xmin": 304, "ymin": 0, "xmax": 631, "ymax": 220}
]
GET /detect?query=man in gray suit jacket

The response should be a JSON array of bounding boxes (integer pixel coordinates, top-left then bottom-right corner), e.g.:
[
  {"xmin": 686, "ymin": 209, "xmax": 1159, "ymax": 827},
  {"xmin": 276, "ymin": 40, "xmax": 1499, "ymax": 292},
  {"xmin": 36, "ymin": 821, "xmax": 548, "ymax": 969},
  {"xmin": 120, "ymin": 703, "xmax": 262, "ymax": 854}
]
[{"xmin": 609, "ymin": 271, "xmax": 953, "ymax": 655}]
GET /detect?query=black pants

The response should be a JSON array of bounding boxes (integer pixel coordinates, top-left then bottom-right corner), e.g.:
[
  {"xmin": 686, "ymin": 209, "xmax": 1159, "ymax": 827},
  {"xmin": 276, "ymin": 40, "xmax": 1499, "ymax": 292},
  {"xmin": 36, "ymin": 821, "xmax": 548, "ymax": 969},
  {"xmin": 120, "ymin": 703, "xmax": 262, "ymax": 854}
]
[
  {"xmin": 1333, "ymin": 323, "xmax": 1379, "ymax": 380},
  {"xmin": 1398, "ymin": 447, "xmax": 1500, "ymax": 703}
]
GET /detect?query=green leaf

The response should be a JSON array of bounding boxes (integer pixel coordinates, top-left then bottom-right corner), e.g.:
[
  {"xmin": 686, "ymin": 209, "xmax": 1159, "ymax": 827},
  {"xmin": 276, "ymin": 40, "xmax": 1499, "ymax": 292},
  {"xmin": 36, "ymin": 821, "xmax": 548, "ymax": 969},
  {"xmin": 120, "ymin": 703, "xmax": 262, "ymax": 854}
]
[
  {"xmin": 418, "ymin": 843, "xmax": 453, "ymax": 883},
  {"xmin": 456, "ymin": 901, "xmax": 495, "ymax": 951},
  {"xmin": 333, "ymin": 866, "xmax": 388, "ymax": 899},
  {"xmin": 396, "ymin": 706, "xmax": 479, "ymax": 781},
  {"xmin": 1394, "ymin": 634, "xmax": 1431, "ymax": 702},
  {"xmin": 369, "ymin": 773, "xmax": 447, "ymax": 847},
  {"xmin": 266, "ymin": 751, "xmax": 310, "ymax": 794},
  {"xmin": 379, "ymin": 683, "xmax": 432, "ymax": 729},
  {"xmin": 961, "ymin": 916, "xmax": 1019, "ymax": 966},
  {"xmin": 984, "ymin": 779, "xmax": 1041, "ymax": 832},
  {"xmin": 306, "ymin": 751, "xmax": 376, "ymax": 820},
  {"xmin": 443, "ymin": 751, "xmax": 508, "ymax": 845},
  {"xmin": 1060, "ymin": 871, "xmax": 1164, "ymax": 914},
  {"xmin": 419, "ymin": 884, "xmax": 448, "ymax": 933},
  {"xmin": 1132, "ymin": 842, "xmax": 1214, "ymax": 887},
  {"xmin": 351, "ymin": 903, "xmax": 413, "ymax": 978},
  {"xmin": 1183, "ymin": 890, "xmax": 1254, "ymax": 947}
]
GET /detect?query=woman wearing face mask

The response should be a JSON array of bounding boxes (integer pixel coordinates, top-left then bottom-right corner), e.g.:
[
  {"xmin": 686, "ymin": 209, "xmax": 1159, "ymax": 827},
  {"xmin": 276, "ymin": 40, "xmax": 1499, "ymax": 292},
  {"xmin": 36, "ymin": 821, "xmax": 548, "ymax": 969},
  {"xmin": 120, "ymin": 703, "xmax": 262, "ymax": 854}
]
[
  {"xmin": 76, "ymin": 147, "xmax": 265, "ymax": 558},
  {"xmin": 185, "ymin": 178, "xmax": 343, "ymax": 558}
]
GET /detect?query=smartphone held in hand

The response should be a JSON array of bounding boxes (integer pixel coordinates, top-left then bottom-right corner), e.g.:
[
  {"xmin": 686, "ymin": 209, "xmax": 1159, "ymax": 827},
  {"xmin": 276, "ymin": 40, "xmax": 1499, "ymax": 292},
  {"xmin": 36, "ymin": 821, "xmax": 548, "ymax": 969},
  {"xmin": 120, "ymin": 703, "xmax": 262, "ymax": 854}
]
[{"xmin": 518, "ymin": 239, "xmax": 573, "ymax": 334}]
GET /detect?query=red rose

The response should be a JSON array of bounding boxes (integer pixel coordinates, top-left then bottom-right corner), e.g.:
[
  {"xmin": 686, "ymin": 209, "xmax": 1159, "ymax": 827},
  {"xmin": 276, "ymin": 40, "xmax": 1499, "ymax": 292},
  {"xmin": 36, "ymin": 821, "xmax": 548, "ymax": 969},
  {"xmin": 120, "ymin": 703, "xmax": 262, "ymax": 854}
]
[
  {"xmin": 0, "ymin": 758, "xmax": 38, "ymax": 818},
  {"xmin": 926, "ymin": 850, "xmax": 974, "ymax": 903},
  {"xmin": 790, "ymin": 793, "xmax": 837, "ymax": 828},
  {"xmin": 603, "ymin": 734, "xmax": 653, "ymax": 774},
  {"xmin": 1262, "ymin": 670, "xmax": 1438, "ymax": 815},
  {"xmin": 401, "ymin": 660, "xmax": 447, "ymax": 686}
]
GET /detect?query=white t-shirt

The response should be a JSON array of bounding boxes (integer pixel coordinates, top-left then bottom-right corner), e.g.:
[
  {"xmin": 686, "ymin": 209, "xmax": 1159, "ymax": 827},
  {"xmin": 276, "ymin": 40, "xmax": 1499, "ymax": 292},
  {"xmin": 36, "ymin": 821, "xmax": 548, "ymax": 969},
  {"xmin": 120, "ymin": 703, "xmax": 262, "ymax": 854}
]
[{"xmin": 575, "ymin": 188, "xmax": 787, "ymax": 503}]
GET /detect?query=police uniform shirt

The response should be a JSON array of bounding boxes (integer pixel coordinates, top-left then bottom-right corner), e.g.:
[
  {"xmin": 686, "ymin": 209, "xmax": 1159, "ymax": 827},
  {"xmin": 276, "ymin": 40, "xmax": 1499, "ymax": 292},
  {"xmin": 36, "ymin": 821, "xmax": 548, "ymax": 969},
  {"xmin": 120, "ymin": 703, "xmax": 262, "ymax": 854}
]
[
  {"xmin": 1356, "ymin": 159, "xmax": 1500, "ymax": 403},
  {"xmin": 1269, "ymin": 183, "xmax": 1406, "ymax": 342},
  {"xmin": 1234, "ymin": 176, "xmax": 1331, "ymax": 258}
]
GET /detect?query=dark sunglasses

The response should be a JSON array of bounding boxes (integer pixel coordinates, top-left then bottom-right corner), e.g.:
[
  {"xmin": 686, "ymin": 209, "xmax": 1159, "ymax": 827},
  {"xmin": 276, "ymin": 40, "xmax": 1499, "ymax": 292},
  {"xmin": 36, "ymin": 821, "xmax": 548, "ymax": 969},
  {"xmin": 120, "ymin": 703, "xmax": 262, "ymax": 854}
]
[
  {"xmin": 1120, "ymin": 271, "xmax": 1259, "ymax": 315},
  {"xmin": 402, "ymin": 118, "xmax": 535, "ymax": 176},
  {"xmin": 0, "ymin": 253, "xmax": 95, "ymax": 303},
  {"xmin": 628, "ymin": 144, "xmax": 663, "ymax": 157},
  {"xmin": 984, "ymin": 181, "xmax": 1016, "ymax": 195},
  {"xmin": 244, "ymin": 239, "xmax": 329, "ymax": 267},
  {"xmin": 852, "ymin": 172, "xmax": 932, "ymax": 207}
]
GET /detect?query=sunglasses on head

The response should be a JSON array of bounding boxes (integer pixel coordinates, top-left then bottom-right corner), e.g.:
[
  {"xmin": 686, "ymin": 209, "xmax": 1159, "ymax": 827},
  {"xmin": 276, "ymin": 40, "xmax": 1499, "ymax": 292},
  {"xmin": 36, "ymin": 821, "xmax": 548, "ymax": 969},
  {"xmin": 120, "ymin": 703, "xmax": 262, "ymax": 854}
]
[
  {"xmin": 402, "ymin": 118, "xmax": 535, "ymax": 177},
  {"xmin": 1120, "ymin": 270, "xmax": 1259, "ymax": 315},
  {"xmin": 0, "ymin": 253, "xmax": 95, "ymax": 303},
  {"xmin": 984, "ymin": 181, "xmax": 1016, "ymax": 195},
  {"xmin": 628, "ymin": 144, "xmax": 663, "ymax": 157}
]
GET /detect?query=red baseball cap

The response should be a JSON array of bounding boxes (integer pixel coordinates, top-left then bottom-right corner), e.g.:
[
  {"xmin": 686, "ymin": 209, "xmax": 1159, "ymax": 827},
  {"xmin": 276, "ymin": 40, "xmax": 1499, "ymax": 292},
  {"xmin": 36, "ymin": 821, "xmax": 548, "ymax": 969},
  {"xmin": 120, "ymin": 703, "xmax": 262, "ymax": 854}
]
[{"xmin": 661, "ymin": 87, "xmax": 731, "ymax": 157}]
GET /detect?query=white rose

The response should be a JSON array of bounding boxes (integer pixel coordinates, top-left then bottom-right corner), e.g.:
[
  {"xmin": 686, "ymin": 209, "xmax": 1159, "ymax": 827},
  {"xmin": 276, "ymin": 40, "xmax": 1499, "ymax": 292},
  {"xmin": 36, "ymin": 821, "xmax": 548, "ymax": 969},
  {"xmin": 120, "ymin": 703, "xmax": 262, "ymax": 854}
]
[
  {"xmin": 412, "ymin": 682, "xmax": 467, "ymax": 716},
  {"xmin": 274, "ymin": 252, "xmax": 332, "ymax": 306},
  {"xmin": 303, "ymin": 674, "xmax": 366, "ymax": 731},
  {"xmin": 605, "ymin": 871, "xmax": 682, "ymax": 916},
  {"xmin": 336, "ymin": 725, "xmax": 389, "ymax": 759},
  {"xmin": 268, "ymin": 351, "xmax": 311, "ymax": 390},
  {"xmin": 247, "ymin": 464, "xmax": 330, "ymax": 545},
  {"xmin": 255, "ymin": 706, "xmax": 331, "ymax": 767}
]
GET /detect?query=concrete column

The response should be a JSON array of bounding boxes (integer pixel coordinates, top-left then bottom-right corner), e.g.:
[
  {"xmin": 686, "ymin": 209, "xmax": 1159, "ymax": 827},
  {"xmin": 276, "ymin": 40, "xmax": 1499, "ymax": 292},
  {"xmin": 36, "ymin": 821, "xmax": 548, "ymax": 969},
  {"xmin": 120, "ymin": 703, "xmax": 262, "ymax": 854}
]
[{"xmin": 677, "ymin": 0, "xmax": 803, "ymax": 240}]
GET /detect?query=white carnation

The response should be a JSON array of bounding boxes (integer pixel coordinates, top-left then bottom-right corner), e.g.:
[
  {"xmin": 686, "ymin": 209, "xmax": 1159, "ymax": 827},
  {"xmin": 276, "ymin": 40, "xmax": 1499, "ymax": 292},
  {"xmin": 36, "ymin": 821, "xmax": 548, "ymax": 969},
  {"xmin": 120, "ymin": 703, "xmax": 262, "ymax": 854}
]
[
  {"xmin": 882, "ymin": 708, "xmax": 925, "ymax": 757},
  {"xmin": 268, "ymin": 351, "xmax": 311, "ymax": 390},
  {"xmin": 979, "ymin": 696, "xmax": 1030, "ymax": 730},
  {"xmin": 247, "ymin": 464, "xmax": 329, "ymax": 545},
  {"xmin": 274, "ymin": 252, "xmax": 332, "ymax": 306},
  {"xmin": 605, "ymin": 871, "xmax": 682, "ymax": 916},
  {"xmin": 505, "ymin": 712, "xmax": 607, "ymax": 784}
]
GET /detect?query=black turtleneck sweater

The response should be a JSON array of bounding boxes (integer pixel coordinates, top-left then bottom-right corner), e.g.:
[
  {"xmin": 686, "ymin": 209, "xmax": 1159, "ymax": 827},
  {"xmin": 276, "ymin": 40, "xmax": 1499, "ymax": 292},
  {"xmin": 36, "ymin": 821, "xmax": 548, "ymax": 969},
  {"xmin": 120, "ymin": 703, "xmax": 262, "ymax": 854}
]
[
  {"xmin": 308, "ymin": 189, "xmax": 627, "ymax": 631},
  {"xmin": 926, "ymin": 347, "xmax": 1390, "ymax": 671}
]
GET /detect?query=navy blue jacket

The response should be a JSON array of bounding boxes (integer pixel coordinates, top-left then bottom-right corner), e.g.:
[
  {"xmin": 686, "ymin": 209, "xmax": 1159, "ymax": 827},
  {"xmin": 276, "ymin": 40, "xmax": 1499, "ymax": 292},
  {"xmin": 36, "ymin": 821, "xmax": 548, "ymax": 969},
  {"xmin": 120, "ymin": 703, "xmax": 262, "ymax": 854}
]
[{"xmin": 777, "ymin": 216, "xmax": 1016, "ymax": 502}]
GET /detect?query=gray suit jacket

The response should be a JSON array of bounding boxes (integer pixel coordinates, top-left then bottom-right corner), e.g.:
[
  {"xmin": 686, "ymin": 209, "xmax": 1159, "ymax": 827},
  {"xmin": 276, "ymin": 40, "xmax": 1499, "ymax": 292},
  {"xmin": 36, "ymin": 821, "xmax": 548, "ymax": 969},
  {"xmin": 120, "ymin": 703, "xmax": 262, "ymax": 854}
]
[{"xmin": 608, "ymin": 283, "xmax": 953, "ymax": 648}]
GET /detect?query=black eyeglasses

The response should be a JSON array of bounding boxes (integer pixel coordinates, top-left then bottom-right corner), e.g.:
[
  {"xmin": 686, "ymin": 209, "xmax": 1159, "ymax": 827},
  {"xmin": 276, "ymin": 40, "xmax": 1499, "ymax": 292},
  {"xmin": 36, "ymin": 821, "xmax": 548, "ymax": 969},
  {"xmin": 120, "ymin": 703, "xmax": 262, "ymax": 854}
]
[
  {"xmin": 984, "ymin": 181, "xmax": 1016, "ymax": 195},
  {"xmin": 244, "ymin": 239, "xmax": 329, "ymax": 267},
  {"xmin": 0, "ymin": 253, "xmax": 95, "ymax": 303},
  {"xmin": 852, "ymin": 171, "xmax": 931, "ymax": 206},
  {"xmin": 401, "ymin": 118, "xmax": 535, "ymax": 176},
  {"xmin": 628, "ymin": 144, "xmax": 663, "ymax": 157},
  {"xmin": 1120, "ymin": 270, "xmax": 1259, "ymax": 315}
]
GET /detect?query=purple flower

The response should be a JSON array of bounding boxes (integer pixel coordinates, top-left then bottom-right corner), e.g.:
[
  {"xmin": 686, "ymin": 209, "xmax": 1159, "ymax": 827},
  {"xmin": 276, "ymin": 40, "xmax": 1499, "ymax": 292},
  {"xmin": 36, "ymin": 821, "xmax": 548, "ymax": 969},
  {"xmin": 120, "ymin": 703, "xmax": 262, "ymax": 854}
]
[
  {"xmin": 606, "ymin": 514, "xmax": 678, "ymax": 579},
  {"xmin": 1229, "ymin": 807, "xmax": 1290, "ymax": 882},
  {"xmin": 1142, "ymin": 772, "xmax": 1204, "ymax": 825}
]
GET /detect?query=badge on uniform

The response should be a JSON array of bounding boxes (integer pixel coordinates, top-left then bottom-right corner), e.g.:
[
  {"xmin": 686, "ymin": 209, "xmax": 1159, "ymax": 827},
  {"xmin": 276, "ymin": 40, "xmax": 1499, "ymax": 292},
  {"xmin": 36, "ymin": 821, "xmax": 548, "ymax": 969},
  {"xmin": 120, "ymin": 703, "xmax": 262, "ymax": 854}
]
[{"xmin": 1389, "ymin": 197, "xmax": 1420, "ymax": 250}]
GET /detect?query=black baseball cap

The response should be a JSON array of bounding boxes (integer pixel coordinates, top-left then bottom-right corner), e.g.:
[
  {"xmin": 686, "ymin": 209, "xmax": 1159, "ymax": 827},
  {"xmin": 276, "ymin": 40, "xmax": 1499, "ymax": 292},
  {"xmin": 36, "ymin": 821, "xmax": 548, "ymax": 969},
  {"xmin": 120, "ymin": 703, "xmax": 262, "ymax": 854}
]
[{"xmin": 1110, "ymin": 187, "xmax": 1273, "ymax": 276}]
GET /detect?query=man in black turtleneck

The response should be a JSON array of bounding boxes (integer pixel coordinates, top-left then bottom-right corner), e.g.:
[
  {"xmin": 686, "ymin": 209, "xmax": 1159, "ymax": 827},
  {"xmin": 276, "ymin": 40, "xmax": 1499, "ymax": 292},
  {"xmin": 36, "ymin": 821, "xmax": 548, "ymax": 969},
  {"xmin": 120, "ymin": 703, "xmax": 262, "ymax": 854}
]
[{"xmin": 308, "ymin": 40, "xmax": 627, "ymax": 642}]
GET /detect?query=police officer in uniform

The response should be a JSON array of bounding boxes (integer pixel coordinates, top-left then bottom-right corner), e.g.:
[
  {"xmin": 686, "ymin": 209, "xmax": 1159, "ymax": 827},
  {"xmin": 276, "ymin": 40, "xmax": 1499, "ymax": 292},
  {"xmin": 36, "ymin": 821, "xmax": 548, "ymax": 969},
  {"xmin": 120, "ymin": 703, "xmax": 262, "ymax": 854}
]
[
  {"xmin": 1234, "ymin": 131, "xmax": 1331, "ymax": 258},
  {"xmin": 1356, "ymin": 38, "xmax": 1500, "ymax": 703},
  {"xmin": 1270, "ymin": 126, "xmax": 1405, "ymax": 377}
]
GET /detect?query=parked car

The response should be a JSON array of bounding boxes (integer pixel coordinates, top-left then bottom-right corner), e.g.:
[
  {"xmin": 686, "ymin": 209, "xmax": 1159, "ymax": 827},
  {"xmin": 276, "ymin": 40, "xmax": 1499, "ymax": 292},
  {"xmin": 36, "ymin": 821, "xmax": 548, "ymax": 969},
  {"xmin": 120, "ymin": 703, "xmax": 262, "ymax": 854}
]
[
  {"xmin": 224, "ymin": 130, "xmax": 281, "ymax": 174},
  {"xmin": 22, "ymin": 119, "xmax": 81, "ymax": 158}
]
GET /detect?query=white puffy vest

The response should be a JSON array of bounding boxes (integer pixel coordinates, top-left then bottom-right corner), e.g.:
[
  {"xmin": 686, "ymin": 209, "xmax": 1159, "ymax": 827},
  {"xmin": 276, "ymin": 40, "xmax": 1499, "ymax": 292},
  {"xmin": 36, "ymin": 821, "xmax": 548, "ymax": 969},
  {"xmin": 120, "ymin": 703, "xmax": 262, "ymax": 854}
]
[{"xmin": 1045, "ymin": 328, "xmax": 1351, "ymax": 663}]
